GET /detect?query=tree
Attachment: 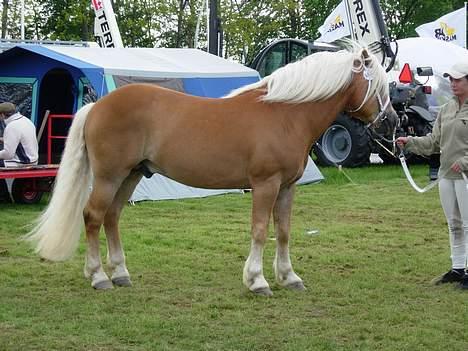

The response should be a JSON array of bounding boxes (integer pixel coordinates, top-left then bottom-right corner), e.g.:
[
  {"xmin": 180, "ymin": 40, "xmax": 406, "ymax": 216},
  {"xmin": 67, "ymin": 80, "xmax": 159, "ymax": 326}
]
[
  {"xmin": 1, "ymin": 0, "xmax": 8, "ymax": 38},
  {"xmin": 1, "ymin": 0, "xmax": 464, "ymax": 63},
  {"xmin": 381, "ymin": 0, "xmax": 465, "ymax": 39},
  {"xmin": 38, "ymin": 0, "xmax": 93, "ymax": 41}
]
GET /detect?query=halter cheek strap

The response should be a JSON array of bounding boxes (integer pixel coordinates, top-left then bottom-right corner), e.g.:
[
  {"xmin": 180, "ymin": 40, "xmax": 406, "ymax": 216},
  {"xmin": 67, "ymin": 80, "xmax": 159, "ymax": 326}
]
[
  {"xmin": 368, "ymin": 94, "xmax": 391, "ymax": 127},
  {"xmin": 346, "ymin": 66, "xmax": 390, "ymax": 126},
  {"xmin": 347, "ymin": 66, "xmax": 373, "ymax": 113}
]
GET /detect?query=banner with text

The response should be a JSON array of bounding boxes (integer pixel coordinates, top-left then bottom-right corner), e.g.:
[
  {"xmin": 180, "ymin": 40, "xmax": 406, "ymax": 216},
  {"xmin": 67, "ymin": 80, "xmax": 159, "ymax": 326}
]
[
  {"xmin": 317, "ymin": 1, "xmax": 351, "ymax": 43},
  {"xmin": 92, "ymin": 0, "xmax": 124, "ymax": 48},
  {"xmin": 415, "ymin": 6, "xmax": 466, "ymax": 48}
]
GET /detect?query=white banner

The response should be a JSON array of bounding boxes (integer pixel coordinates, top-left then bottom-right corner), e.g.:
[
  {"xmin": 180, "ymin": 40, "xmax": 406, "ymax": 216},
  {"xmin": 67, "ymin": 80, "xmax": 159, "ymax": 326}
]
[
  {"xmin": 415, "ymin": 7, "xmax": 467, "ymax": 48},
  {"xmin": 92, "ymin": 0, "xmax": 124, "ymax": 48},
  {"xmin": 317, "ymin": 1, "xmax": 351, "ymax": 43}
]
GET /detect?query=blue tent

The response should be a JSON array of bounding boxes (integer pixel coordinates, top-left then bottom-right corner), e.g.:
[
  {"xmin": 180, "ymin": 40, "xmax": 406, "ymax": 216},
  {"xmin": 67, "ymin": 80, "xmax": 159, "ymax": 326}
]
[{"xmin": 0, "ymin": 45, "xmax": 260, "ymax": 126}]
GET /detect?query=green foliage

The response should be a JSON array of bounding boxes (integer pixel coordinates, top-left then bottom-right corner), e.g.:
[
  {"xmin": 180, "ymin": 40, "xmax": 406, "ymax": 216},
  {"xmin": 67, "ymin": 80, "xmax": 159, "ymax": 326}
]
[
  {"xmin": 38, "ymin": 0, "xmax": 93, "ymax": 41},
  {"xmin": 1, "ymin": 165, "xmax": 468, "ymax": 350},
  {"xmin": 381, "ymin": 0, "xmax": 466, "ymax": 39},
  {"xmin": 0, "ymin": 0, "xmax": 465, "ymax": 61}
]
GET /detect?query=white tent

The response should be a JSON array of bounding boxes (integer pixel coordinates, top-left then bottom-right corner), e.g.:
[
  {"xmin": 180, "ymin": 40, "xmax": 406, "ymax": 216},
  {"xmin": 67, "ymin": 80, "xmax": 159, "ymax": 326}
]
[
  {"xmin": 130, "ymin": 156, "xmax": 323, "ymax": 202},
  {"xmin": 393, "ymin": 37, "xmax": 468, "ymax": 75},
  {"xmin": 389, "ymin": 37, "xmax": 468, "ymax": 111}
]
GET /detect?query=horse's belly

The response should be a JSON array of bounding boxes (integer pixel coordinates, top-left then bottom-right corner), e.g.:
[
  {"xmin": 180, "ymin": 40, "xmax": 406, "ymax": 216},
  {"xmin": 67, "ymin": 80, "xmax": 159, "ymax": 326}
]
[
  {"xmin": 166, "ymin": 170, "xmax": 250, "ymax": 189},
  {"xmin": 148, "ymin": 159, "xmax": 251, "ymax": 189}
]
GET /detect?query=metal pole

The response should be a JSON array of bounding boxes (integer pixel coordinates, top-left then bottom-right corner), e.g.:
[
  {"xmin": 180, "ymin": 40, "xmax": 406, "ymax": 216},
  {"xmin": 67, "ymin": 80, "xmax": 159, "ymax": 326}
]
[
  {"xmin": 218, "ymin": 20, "xmax": 223, "ymax": 56},
  {"xmin": 194, "ymin": 0, "xmax": 204, "ymax": 48},
  {"xmin": 465, "ymin": 2, "xmax": 467, "ymax": 49},
  {"xmin": 206, "ymin": 0, "xmax": 209, "ymax": 48},
  {"xmin": 208, "ymin": 0, "xmax": 218, "ymax": 55},
  {"xmin": 20, "ymin": 0, "xmax": 24, "ymax": 40}
]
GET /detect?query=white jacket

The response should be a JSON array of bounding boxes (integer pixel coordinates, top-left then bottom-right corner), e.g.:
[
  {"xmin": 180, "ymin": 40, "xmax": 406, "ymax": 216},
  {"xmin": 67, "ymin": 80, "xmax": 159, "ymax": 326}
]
[{"xmin": 0, "ymin": 112, "xmax": 38, "ymax": 165}]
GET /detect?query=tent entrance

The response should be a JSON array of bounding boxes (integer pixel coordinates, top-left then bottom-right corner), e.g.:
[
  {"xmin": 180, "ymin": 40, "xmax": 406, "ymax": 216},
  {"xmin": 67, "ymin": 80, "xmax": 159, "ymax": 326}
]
[{"xmin": 37, "ymin": 68, "xmax": 75, "ymax": 164}]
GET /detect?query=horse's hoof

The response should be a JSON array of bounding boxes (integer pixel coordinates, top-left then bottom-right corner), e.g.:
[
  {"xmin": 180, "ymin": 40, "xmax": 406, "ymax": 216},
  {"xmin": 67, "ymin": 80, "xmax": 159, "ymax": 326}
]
[
  {"xmin": 93, "ymin": 279, "xmax": 114, "ymax": 290},
  {"xmin": 112, "ymin": 276, "xmax": 132, "ymax": 287},
  {"xmin": 285, "ymin": 281, "xmax": 306, "ymax": 291},
  {"xmin": 252, "ymin": 287, "xmax": 273, "ymax": 297}
]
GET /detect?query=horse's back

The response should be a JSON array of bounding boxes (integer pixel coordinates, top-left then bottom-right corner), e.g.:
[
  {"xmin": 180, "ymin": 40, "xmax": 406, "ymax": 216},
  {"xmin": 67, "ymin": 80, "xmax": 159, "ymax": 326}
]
[
  {"xmin": 86, "ymin": 83, "xmax": 263, "ymax": 151},
  {"xmin": 83, "ymin": 83, "xmax": 307, "ymax": 188}
]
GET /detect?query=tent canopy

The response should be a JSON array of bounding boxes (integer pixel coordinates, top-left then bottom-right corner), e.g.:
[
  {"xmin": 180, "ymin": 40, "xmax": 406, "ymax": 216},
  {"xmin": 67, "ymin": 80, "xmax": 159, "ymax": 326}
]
[
  {"xmin": 0, "ymin": 45, "xmax": 260, "ymax": 124},
  {"xmin": 9, "ymin": 45, "xmax": 259, "ymax": 98}
]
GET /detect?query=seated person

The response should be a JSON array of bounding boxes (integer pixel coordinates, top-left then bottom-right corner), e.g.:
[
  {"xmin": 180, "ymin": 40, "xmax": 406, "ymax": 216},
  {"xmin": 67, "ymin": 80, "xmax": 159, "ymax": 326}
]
[
  {"xmin": 0, "ymin": 102, "xmax": 38, "ymax": 167},
  {"xmin": 0, "ymin": 102, "xmax": 38, "ymax": 202}
]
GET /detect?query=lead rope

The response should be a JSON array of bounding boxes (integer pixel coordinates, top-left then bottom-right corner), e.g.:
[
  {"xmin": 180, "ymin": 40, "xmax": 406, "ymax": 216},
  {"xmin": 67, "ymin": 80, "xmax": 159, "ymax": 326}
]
[
  {"xmin": 395, "ymin": 146, "xmax": 468, "ymax": 193},
  {"xmin": 398, "ymin": 151, "xmax": 441, "ymax": 193},
  {"xmin": 375, "ymin": 140, "xmax": 441, "ymax": 193},
  {"xmin": 462, "ymin": 172, "xmax": 468, "ymax": 191},
  {"xmin": 314, "ymin": 142, "xmax": 357, "ymax": 184}
]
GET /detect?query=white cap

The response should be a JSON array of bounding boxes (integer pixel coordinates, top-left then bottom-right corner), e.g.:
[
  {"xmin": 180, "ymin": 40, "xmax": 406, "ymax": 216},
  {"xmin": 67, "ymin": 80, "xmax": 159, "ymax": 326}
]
[{"xmin": 443, "ymin": 62, "xmax": 468, "ymax": 79}]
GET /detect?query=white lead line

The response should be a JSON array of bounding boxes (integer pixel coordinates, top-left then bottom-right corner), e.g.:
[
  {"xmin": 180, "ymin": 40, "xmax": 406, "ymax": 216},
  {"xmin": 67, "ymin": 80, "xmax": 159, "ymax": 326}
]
[
  {"xmin": 400, "ymin": 154, "xmax": 468, "ymax": 193},
  {"xmin": 462, "ymin": 172, "xmax": 468, "ymax": 190},
  {"xmin": 399, "ymin": 155, "xmax": 439, "ymax": 193}
]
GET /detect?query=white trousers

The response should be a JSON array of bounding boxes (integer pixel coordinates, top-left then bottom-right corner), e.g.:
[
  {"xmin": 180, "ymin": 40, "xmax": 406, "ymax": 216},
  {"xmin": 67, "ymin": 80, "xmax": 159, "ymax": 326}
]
[{"xmin": 439, "ymin": 178, "xmax": 468, "ymax": 269}]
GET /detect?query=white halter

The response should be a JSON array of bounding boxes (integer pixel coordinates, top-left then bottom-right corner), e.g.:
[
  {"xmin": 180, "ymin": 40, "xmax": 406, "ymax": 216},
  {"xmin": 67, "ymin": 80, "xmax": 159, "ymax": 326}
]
[{"xmin": 347, "ymin": 66, "xmax": 391, "ymax": 126}]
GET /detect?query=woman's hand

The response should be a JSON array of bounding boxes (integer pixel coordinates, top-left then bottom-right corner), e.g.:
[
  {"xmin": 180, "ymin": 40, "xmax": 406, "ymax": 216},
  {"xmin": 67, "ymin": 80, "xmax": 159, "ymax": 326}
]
[
  {"xmin": 451, "ymin": 162, "xmax": 462, "ymax": 173},
  {"xmin": 395, "ymin": 136, "xmax": 409, "ymax": 147}
]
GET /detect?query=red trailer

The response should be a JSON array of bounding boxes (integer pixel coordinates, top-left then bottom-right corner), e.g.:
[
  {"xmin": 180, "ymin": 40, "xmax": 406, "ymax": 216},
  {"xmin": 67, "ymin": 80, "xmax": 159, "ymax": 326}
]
[
  {"xmin": 0, "ymin": 165, "xmax": 58, "ymax": 203},
  {"xmin": 0, "ymin": 113, "xmax": 72, "ymax": 204}
]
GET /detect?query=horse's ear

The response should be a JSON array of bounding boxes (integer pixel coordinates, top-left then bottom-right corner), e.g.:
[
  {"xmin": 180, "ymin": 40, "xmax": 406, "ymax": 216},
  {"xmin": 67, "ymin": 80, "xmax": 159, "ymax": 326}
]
[
  {"xmin": 361, "ymin": 49, "xmax": 371, "ymax": 65},
  {"xmin": 361, "ymin": 49, "xmax": 370, "ymax": 61}
]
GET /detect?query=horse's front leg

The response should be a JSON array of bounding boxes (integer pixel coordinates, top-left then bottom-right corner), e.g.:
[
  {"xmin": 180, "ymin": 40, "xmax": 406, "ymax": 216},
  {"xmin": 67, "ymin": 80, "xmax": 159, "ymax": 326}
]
[
  {"xmin": 273, "ymin": 184, "xmax": 305, "ymax": 291},
  {"xmin": 243, "ymin": 178, "xmax": 280, "ymax": 296}
]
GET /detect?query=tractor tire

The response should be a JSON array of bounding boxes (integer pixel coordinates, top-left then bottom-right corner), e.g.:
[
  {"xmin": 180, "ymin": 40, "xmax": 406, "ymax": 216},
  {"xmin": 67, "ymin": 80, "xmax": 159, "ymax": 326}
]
[
  {"xmin": 11, "ymin": 179, "xmax": 43, "ymax": 204},
  {"xmin": 313, "ymin": 114, "xmax": 371, "ymax": 167}
]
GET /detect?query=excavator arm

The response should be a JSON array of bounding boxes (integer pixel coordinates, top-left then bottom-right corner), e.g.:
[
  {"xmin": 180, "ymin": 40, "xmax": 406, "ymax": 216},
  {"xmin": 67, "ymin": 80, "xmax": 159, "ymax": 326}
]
[{"xmin": 345, "ymin": 0, "xmax": 396, "ymax": 70}]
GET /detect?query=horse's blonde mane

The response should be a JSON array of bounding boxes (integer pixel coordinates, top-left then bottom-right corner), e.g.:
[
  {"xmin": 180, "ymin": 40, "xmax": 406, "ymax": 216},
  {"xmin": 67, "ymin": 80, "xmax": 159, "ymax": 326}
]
[{"xmin": 227, "ymin": 41, "xmax": 389, "ymax": 104}]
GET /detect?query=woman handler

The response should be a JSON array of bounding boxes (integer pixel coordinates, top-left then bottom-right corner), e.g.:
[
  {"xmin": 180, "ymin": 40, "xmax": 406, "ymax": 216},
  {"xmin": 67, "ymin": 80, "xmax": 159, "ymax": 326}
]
[{"xmin": 396, "ymin": 61, "xmax": 468, "ymax": 288}]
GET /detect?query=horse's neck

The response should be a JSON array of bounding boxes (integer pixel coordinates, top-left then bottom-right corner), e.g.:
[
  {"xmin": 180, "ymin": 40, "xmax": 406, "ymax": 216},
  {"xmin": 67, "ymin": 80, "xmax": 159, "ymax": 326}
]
[
  {"xmin": 295, "ymin": 91, "xmax": 350, "ymax": 148},
  {"xmin": 229, "ymin": 88, "xmax": 350, "ymax": 152}
]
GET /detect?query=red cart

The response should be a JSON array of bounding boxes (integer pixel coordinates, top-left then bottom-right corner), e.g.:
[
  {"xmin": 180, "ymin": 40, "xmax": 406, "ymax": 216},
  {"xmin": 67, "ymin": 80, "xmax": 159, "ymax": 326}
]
[
  {"xmin": 0, "ymin": 165, "xmax": 58, "ymax": 203},
  {"xmin": 0, "ymin": 113, "xmax": 72, "ymax": 204}
]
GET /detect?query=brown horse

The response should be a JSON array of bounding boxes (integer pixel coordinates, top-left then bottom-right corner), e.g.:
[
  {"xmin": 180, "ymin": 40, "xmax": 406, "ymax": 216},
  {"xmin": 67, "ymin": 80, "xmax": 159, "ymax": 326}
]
[{"xmin": 26, "ymin": 44, "xmax": 397, "ymax": 296}]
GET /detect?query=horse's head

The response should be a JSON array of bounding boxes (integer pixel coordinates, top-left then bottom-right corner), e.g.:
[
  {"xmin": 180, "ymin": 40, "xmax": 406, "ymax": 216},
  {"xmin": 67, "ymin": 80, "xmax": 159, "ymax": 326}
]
[{"xmin": 346, "ymin": 48, "xmax": 398, "ymax": 137}]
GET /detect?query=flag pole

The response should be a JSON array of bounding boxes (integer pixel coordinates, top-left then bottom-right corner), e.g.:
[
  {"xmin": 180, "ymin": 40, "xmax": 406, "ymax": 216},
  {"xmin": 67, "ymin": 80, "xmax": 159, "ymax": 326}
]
[
  {"xmin": 20, "ymin": 0, "xmax": 25, "ymax": 40},
  {"xmin": 465, "ymin": 2, "xmax": 467, "ymax": 48},
  {"xmin": 343, "ymin": 0, "xmax": 355, "ymax": 40}
]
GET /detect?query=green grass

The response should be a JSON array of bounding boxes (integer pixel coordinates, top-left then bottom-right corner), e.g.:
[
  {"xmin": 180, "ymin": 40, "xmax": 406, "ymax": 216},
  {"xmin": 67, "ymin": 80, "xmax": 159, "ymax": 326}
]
[{"xmin": 1, "ymin": 164, "xmax": 468, "ymax": 350}]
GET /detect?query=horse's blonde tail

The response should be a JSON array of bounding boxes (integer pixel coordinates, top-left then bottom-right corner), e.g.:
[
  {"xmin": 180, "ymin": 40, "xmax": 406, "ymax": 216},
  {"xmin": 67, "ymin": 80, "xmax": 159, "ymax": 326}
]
[{"xmin": 24, "ymin": 103, "xmax": 95, "ymax": 261}]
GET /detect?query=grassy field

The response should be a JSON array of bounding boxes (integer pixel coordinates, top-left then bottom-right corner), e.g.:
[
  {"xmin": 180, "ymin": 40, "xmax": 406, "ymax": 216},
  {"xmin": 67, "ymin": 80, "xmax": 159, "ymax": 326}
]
[{"xmin": 1, "ymin": 164, "xmax": 468, "ymax": 350}]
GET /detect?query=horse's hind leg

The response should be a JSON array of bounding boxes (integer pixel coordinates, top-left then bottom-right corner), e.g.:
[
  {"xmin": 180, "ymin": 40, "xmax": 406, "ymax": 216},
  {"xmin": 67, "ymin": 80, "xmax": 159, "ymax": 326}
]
[
  {"xmin": 83, "ymin": 176, "xmax": 123, "ymax": 289},
  {"xmin": 273, "ymin": 184, "xmax": 305, "ymax": 291},
  {"xmin": 243, "ymin": 178, "xmax": 280, "ymax": 296},
  {"xmin": 104, "ymin": 170, "xmax": 143, "ymax": 287}
]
